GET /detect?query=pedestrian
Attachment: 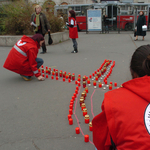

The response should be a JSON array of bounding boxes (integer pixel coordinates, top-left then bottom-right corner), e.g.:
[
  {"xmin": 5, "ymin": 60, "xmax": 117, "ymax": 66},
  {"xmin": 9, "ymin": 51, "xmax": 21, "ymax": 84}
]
[
  {"xmin": 103, "ymin": 15, "xmax": 109, "ymax": 33},
  {"xmin": 92, "ymin": 45, "xmax": 150, "ymax": 150},
  {"xmin": 30, "ymin": 5, "xmax": 50, "ymax": 54},
  {"xmin": 66, "ymin": 10, "xmax": 78, "ymax": 53},
  {"xmin": 135, "ymin": 11, "xmax": 146, "ymax": 41},
  {"xmin": 3, "ymin": 34, "xmax": 45, "ymax": 81}
]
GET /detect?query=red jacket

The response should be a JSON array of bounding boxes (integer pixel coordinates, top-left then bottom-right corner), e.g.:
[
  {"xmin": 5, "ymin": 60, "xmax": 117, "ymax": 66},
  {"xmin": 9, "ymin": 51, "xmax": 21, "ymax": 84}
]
[
  {"xmin": 92, "ymin": 76, "xmax": 150, "ymax": 150},
  {"xmin": 69, "ymin": 17, "xmax": 78, "ymax": 39},
  {"xmin": 3, "ymin": 35, "xmax": 41, "ymax": 77}
]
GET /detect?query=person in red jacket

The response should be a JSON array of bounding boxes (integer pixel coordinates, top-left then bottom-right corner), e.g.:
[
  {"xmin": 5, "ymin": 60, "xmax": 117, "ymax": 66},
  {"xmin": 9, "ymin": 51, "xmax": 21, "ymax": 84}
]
[
  {"xmin": 3, "ymin": 34, "xmax": 45, "ymax": 81},
  {"xmin": 66, "ymin": 10, "xmax": 78, "ymax": 53},
  {"xmin": 92, "ymin": 45, "xmax": 150, "ymax": 150}
]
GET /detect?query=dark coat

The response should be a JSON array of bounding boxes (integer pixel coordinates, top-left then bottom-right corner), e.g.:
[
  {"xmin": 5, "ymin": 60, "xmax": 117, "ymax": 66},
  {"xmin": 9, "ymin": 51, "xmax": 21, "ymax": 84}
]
[
  {"xmin": 136, "ymin": 15, "xmax": 146, "ymax": 36},
  {"xmin": 30, "ymin": 12, "xmax": 50, "ymax": 35}
]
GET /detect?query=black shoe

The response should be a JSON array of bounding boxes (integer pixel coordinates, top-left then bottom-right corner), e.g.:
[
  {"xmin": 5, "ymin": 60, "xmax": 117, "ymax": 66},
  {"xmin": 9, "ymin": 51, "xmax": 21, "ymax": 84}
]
[
  {"xmin": 71, "ymin": 50, "xmax": 76, "ymax": 53},
  {"xmin": 40, "ymin": 51, "xmax": 46, "ymax": 54},
  {"xmin": 75, "ymin": 48, "xmax": 78, "ymax": 53}
]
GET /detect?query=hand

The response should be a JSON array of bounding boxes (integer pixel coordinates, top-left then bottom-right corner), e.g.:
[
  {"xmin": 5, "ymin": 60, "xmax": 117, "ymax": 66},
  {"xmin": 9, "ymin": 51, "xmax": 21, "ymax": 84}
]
[
  {"xmin": 30, "ymin": 22, "xmax": 32, "ymax": 26},
  {"xmin": 37, "ymin": 75, "xmax": 45, "ymax": 81},
  {"xmin": 66, "ymin": 22, "xmax": 69, "ymax": 25}
]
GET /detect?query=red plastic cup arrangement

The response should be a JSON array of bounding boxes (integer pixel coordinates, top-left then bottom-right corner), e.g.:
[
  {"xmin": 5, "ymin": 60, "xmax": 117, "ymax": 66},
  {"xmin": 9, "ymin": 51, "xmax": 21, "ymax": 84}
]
[{"xmin": 38, "ymin": 65, "xmax": 76, "ymax": 83}]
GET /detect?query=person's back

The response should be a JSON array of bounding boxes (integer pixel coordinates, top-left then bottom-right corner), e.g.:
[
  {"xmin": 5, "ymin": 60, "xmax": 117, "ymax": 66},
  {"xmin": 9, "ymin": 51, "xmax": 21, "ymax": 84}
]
[{"xmin": 92, "ymin": 45, "xmax": 150, "ymax": 150}]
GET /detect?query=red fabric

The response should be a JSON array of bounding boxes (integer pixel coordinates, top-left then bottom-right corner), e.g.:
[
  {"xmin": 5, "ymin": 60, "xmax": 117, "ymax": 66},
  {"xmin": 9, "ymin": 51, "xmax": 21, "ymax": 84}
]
[
  {"xmin": 3, "ymin": 35, "xmax": 41, "ymax": 77},
  {"xmin": 34, "ymin": 17, "xmax": 41, "ymax": 30},
  {"xmin": 92, "ymin": 76, "xmax": 150, "ymax": 150},
  {"xmin": 69, "ymin": 17, "xmax": 78, "ymax": 39}
]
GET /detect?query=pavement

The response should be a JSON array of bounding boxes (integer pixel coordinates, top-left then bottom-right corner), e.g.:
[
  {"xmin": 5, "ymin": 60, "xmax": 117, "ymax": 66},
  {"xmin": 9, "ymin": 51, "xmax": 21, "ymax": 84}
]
[{"xmin": 0, "ymin": 31, "xmax": 149, "ymax": 150}]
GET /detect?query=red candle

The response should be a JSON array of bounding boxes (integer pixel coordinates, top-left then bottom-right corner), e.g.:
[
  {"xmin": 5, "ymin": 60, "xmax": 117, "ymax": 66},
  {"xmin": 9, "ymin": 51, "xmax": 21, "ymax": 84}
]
[
  {"xmin": 73, "ymin": 93, "xmax": 76, "ymax": 98},
  {"xmin": 63, "ymin": 78, "xmax": 65, "ymax": 82},
  {"xmin": 52, "ymin": 71, "xmax": 55, "ymax": 76},
  {"xmin": 85, "ymin": 87, "xmax": 88, "ymax": 93},
  {"xmin": 75, "ymin": 80, "xmax": 78, "ymax": 85},
  {"xmin": 89, "ymin": 75, "xmax": 92, "ymax": 79},
  {"xmin": 63, "ymin": 73, "xmax": 66, "ymax": 78},
  {"xmin": 66, "ymin": 74, "xmax": 69, "ymax": 79},
  {"xmin": 83, "ymin": 81, "xmax": 86, "ymax": 88},
  {"xmin": 42, "ymin": 69, "xmax": 44, "ymax": 73},
  {"xmin": 72, "ymin": 96, "xmax": 75, "ymax": 101},
  {"xmin": 99, "ymin": 82, "xmax": 102, "ymax": 88},
  {"xmin": 110, "ymin": 81, "xmax": 113, "ymax": 85},
  {"xmin": 85, "ymin": 115, "xmax": 90, "ymax": 124},
  {"xmin": 69, "ymin": 118, "xmax": 73, "ymax": 125},
  {"xmin": 89, "ymin": 122, "xmax": 93, "ymax": 131},
  {"xmin": 46, "ymin": 66, "xmax": 48, "ymax": 69},
  {"xmin": 83, "ymin": 108, "xmax": 87, "ymax": 116},
  {"xmin": 93, "ymin": 81, "xmax": 96, "ymax": 86},
  {"xmin": 51, "ymin": 76, "xmax": 54, "ymax": 79},
  {"xmin": 105, "ymin": 80, "xmax": 107, "ymax": 84},
  {"xmin": 70, "ymin": 102, "xmax": 74, "ymax": 106},
  {"xmin": 56, "ymin": 76, "xmax": 58, "ymax": 80},
  {"xmin": 75, "ymin": 127, "xmax": 80, "ymax": 134},
  {"xmin": 41, "ymin": 65, "xmax": 44, "ymax": 68},
  {"xmin": 42, "ymin": 74, "xmax": 45, "ymax": 77},
  {"xmin": 59, "ymin": 71, "xmax": 62, "ymax": 77},
  {"xmin": 87, "ymin": 79, "xmax": 90, "ymax": 84},
  {"xmin": 78, "ymin": 77, "xmax": 81, "ymax": 82},
  {"xmin": 76, "ymin": 86, "xmax": 79, "ymax": 90},
  {"xmin": 68, "ymin": 79, "xmax": 71, "ymax": 83},
  {"xmin": 78, "ymin": 82, "xmax": 81, "ymax": 86},
  {"xmin": 72, "ymin": 75, "xmax": 75, "ymax": 80},
  {"xmin": 75, "ymin": 90, "xmax": 78, "ymax": 94},
  {"xmin": 84, "ymin": 135, "xmax": 89, "ymax": 142},
  {"xmin": 55, "ymin": 71, "xmax": 58, "ymax": 76},
  {"xmin": 114, "ymin": 82, "xmax": 117, "ymax": 87},
  {"xmin": 92, "ymin": 73, "xmax": 95, "ymax": 77},
  {"xmin": 95, "ymin": 76, "xmax": 98, "ymax": 81},
  {"xmin": 109, "ymin": 85, "xmax": 112, "ymax": 90},
  {"xmin": 78, "ymin": 74, "xmax": 81, "ymax": 77},
  {"xmin": 69, "ymin": 105, "xmax": 73, "ymax": 109},
  {"xmin": 38, "ymin": 69, "xmax": 41, "ymax": 73},
  {"xmin": 94, "ymin": 71, "xmax": 97, "ymax": 74},
  {"xmin": 46, "ymin": 75, "xmax": 48, "ymax": 78},
  {"xmin": 68, "ymin": 114, "xmax": 72, "ymax": 120},
  {"xmin": 69, "ymin": 109, "xmax": 73, "ymax": 115}
]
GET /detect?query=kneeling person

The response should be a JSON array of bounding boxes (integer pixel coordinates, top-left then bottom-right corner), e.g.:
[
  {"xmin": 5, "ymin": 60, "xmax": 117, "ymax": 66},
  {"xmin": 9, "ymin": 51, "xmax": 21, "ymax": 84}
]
[{"xmin": 3, "ymin": 34, "xmax": 45, "ymax": 81}]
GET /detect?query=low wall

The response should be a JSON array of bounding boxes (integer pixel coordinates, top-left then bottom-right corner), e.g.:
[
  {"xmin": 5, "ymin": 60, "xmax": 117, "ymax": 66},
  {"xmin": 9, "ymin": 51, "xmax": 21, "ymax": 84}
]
[{"xmin": 0, "ymin": 30, "xmax": 69, "ymax": 47}]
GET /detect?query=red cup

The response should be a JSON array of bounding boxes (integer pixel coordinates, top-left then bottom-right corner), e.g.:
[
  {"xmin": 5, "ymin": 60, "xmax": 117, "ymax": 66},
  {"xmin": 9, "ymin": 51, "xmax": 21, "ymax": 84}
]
[
  {"xmin": 75, "ymin": 90, "xmax": 78, "ymax": 94},
  {"xmin": 42, "ymin": 74, "xmax": 45, "ymax": 77},
  {"xmin": 69, "ymin": 109, "xmax": 73, "ymax": 115},
  {"xmin": 68, "ymin": 114, "xmax": 72, "ymax": 120},
  {"xmin": 89, "ymin": 75, "xmax": 92, "ymax": 79},
  {"xmin": 84, "ymin": 135, "xmax": 89, "ymax": 142},
  {"xmin": 89, "ymin": 126, "xmax": 93, "ymax": 131},
  {"xmin": 63, "ymin": 78, "xmax": 65, "ymax": 82},
  {"xmin": 114, "ymin": 82, "xmax": 117, "ymax": 87},
  {"xmin": 72, "ymin": 96, "xmax": 75, "ymax": 101},
  {"xmin": 56, "ymin": 76, "xmax": 58, "ymax": 80},
  {"xmin": 51, "ymin": 76, "xmax": 54, "ymax": 79},
  {"xmin": 85, "ymin": 119, "xmax": 89, "ymax": 124},
  {"xmin": 69, "ymin": 105, "xmax": 73, "ymax": 109},
  {"xmin": 78, "ymin": 82, "xmax": 81, "ymax": 86},
  {"xmin": 76, "ymin": 86, "xmax": 79, "ymax": 90},
  {"xmin": 73, "ymin": 93, "xmax": 76, "ymax": 98},
  {"xmin": 68, "ymin": 79, "xmax": 71, "ymax": 83},
  {"xmin": 69, "ymin": 118, "xmax": 73, "ymax": 125},
  {"xmin": 46, "ymin": 75, "xmax": 48, "ymax": 78},
  {"xmin": 75, "ymin": 127, "xmax": 80, "ymax": 134},
  {"xmin": 75, "ymin": 81, "xmax": 78, "ymax": 85}
]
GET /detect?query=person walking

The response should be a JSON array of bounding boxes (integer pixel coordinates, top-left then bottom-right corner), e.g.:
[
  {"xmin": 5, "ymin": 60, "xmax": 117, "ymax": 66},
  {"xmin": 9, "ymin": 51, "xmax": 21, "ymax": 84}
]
[
  {"xmin": 66, "ymin": 10, "xmax": 78, "ymax": 53},
  {"xmin": 92, "ymin": 45, "xmax": 150, "ymax": 150},
  {"xmin": 135, "ymin": 11, "xmax": 146, "ymax": 41},
  {"xmin": 30, "ymin": 5, "xmax": 50, "ymax": 54},
  {"xmin": 3, "ymin": 34, "xmax": 45, "ymax": 81}
]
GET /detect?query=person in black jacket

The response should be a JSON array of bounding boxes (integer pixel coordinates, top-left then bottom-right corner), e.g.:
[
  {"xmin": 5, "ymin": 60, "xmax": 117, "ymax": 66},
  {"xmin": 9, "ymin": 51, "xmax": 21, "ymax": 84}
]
[{"xmin": 135, "ymin": 11, "xmax": 146, "ymax": 41}]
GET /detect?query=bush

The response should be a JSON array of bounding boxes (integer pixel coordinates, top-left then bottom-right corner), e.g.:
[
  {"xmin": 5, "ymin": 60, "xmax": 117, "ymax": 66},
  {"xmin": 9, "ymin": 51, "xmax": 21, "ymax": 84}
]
[{"xmin": 0, "ymin": 0, "xmax": 65, "ymax": 35}]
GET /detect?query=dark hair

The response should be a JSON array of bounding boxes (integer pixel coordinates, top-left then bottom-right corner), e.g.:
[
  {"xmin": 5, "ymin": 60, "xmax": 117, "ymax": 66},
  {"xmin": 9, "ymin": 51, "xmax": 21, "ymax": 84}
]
[
  {"xmin": 69, "ymin": 10, "xmax": 76, "ymax": 19},
  {"xmin": 130, "ymin": 45, "xmax": 150, "ymax": 77},
  {"xmin": 30, "ymin": 34, "xmax": 44, "ymax": 44}
]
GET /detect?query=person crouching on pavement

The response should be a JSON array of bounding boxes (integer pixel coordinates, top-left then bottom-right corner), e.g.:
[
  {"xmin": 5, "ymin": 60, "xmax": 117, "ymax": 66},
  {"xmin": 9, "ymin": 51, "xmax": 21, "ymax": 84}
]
[
  {"xmin": 66, "ymin": 10, "xmax": 78, "ymax": 53},
  {"xmin": 92, "ymin": 45, "xmax": 150, "ymax": 150},
  {"xmin": 3, "ymin": 34, "xmax": 45, "ymax": 81}
]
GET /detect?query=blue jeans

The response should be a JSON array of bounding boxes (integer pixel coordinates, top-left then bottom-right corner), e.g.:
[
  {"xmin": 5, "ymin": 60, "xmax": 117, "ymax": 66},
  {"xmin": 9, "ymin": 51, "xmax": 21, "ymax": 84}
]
[{"xmin": 36, "ymin": 58, "xmax": 44, "ymax": 69}]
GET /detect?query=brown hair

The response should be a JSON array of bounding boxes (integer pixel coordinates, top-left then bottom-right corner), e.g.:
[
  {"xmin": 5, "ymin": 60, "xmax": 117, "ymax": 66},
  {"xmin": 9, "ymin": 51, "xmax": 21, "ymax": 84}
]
[
  {"xmin": 69, "ymin": 10, "xmax": 76, "ymax": 19},
  {"xmin": 130, "ymin": 45, "xmax": 150, "ymax": 77}
]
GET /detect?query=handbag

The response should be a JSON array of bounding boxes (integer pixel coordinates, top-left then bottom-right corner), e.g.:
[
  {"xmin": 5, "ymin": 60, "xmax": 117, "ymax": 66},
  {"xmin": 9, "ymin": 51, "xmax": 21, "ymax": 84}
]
[
  {"xmin": 48, "ymin": 31, "xmax": 53, "ymax": 45},
  {"xmin": 142, "ymin": 25, "xmax": 147, "ymax": 31}
]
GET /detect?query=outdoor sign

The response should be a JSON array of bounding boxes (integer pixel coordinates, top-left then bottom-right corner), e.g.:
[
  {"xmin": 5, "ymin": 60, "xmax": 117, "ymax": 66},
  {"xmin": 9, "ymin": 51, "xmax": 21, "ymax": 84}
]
[{"xmin": 87, "ymin": 9, "xmax": 102, "ymax": 32}]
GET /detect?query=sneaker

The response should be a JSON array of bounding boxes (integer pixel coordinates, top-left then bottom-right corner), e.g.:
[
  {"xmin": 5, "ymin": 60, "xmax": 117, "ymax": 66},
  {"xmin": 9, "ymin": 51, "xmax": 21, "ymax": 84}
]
[
  {"xmin": 20, "ymin": 75, "xmax": 32, "ymax": 81},
  {"xmin": 40, "ymin": 51, "xmax": 46, "ymax": 54}
]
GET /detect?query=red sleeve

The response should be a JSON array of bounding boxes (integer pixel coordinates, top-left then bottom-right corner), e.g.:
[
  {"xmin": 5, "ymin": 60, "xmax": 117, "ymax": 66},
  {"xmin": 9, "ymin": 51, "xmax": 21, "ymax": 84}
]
[
  {"xmin": 92, "ymin": 102, "xmax": 112, "ymax": 150},
  {"xmin": 27, "ymin": 48, "xmax": 40, "ymax": 77}
]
